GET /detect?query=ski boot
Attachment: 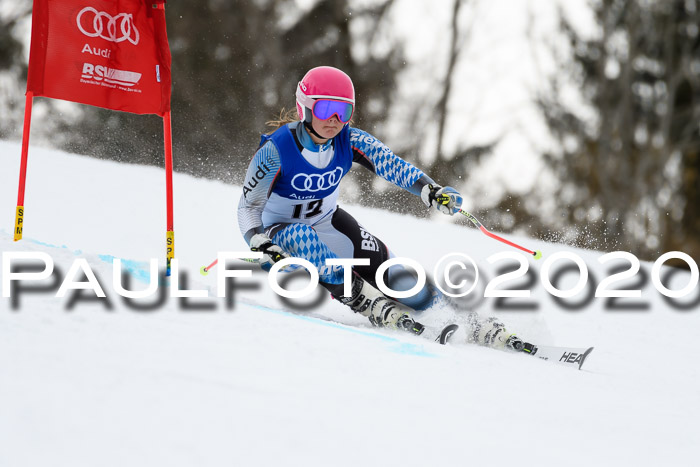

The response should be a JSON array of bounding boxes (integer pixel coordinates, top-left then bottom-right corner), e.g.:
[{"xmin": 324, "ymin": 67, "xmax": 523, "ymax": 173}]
[
  {"xmin": 504, "ymin": 335, "xmax": 538, "ymax": 355},
  {"xmin": 396, "ymin": 313, "xmax": 425, "ymax": 336},
  {"xmin": 464, "ymin": 313, "xmax": 538, "ymax": 353},
  {"xmin": 466, "ymin": 315, "xmax": 508, "ymax": 348},
  {"xmin": 335, "ymin": 275, "xmax": 425, "ymax": 336},
  {"xmin": 465, "ymin": 315, "xmax": 523, "ymax": 349}
]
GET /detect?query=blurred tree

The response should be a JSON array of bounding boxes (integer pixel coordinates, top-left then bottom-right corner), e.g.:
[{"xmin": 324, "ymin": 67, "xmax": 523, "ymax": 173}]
[
  {"xmin": 538, "ymin": 0, "xmax": 700, "ymax": 261},
  {"xmin": 1, "ymin": 0, "xmax": 84, "ymax": 145},
  {"xmin": 0, "ymin": 0, "xmax": 31, "ymax": 140},
  {"xmin": 55, "ymin": 0, "xmax": 404, "ymax": 186},
  {"xmin": 2, "ymin": 0, "xmax": 500, "ymax": 226},
  {"xmin": 366, "ymin": 0, "xmax": 500, "ymax": 219}
]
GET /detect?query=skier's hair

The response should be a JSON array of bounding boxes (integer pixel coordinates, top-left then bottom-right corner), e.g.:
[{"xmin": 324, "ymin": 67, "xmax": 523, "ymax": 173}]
[{"xmin": 266, "ymin": 108, "xmax": 299, "ymax": 133}]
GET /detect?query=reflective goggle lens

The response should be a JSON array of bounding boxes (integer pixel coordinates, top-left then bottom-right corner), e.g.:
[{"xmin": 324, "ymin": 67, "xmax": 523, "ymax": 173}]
[{"xmin": 312, "ymin": 99, "xmax": 354, "ymax": 123}]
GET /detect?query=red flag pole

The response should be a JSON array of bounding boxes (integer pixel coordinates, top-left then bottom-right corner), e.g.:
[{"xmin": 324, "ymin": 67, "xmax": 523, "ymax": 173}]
[
  {"xmin": 163, "ymin": 110, "xmax": 174, "ymax": 276},
  {"xmin": 14, "ymin": 91, "xmax": 34, "ymax": 241}
]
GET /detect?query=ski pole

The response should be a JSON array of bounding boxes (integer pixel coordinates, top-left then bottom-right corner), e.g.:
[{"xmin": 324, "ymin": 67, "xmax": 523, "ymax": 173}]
[
  {"xmin": 200, "ymin": 258, "xmax": 218, "ymax": 276},
  {"xmin": 456, "ymin": 209, "xmax": 543, "ymax": 260},
  {"xmin": 200, "ymin": 257, "xmax": 259, "ymax": 276}
]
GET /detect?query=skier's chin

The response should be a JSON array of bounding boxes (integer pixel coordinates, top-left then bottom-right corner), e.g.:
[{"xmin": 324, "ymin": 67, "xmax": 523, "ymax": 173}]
[{"xmin": 320, "ymin": 127, "xmax": 341, "ymax": 138}]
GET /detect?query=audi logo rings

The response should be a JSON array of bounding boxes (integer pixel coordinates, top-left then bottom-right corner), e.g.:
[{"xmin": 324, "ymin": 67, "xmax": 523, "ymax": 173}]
[
  {"xmin": 291, "ymin": 168, "xmax": 344, "ymax": 192},
  {"xmin": 76, "ymin": 7, "xmax": 140, "ymax": 45}
]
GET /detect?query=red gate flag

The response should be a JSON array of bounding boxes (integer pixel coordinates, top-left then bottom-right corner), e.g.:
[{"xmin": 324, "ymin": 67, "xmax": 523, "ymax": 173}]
[
  {"xmin": 17, "ymin": 0, "xmax": 176, "ymax": 275},
  {"xmin": 27, "ymin": 0, "xmax": 171, "ymax": 115}
]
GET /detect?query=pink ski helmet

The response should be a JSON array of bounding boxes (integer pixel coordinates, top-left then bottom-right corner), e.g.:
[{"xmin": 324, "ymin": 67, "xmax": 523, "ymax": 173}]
[{"xmin": 295, "ymin": 66, "xmax": 355, "ymax": 124}]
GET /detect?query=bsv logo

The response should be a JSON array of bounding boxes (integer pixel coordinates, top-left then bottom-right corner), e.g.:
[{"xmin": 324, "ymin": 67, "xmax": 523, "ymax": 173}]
[
  {"xmin": 291, "ymin": 167, "xmax": 344, "ymax": 192},
  {"xmin": 76, "ymin": 7, "xmax": 140, "ymax": 45},
  {"xmin": 82, "ymin": 63, "xmax": 141, "ymax": 87}
]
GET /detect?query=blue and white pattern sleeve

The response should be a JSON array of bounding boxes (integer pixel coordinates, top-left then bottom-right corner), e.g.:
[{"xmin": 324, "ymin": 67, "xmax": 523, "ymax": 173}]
[
  {"xmin": 237, "ymin": 141, "xmax": 281, "ymax": 243},
  {"xmin": 349, "ymin": 127, "xmax": 434, "ymax": 195}
]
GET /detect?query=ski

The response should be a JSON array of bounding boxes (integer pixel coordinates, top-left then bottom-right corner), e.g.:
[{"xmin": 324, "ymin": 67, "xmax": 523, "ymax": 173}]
[
  {"xmin": 427, "ymin": 323, "xmax": 594, "ymax": 370},
  {"xmin": 522, "ymin": 344, "xmax": 595, "ymax": 370}
]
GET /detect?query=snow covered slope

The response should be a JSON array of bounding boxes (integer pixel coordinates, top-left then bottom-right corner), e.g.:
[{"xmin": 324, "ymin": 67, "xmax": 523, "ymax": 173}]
[{"xmin": 1, "ymin": 141, "xmax": 698, "ymax": 466}]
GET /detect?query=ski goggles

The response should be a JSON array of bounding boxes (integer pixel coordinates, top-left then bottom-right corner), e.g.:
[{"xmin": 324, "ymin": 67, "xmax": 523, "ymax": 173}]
[
  {"xmin": 296, "ymin": 86, "xmax": 354, "ymax": 123},
  {"xmin": 311, "ymin": 99, "xmax": 354, "ymax": 123}
]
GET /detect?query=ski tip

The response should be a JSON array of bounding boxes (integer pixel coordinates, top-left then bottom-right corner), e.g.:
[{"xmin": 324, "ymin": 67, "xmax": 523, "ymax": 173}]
[
  {"xmin": 578, "ymin": 347, "xmax": 595, "ymax": 370},
  {"xmin": 436, "ymin": 324, "xmax": 460, "ymax": 345}
]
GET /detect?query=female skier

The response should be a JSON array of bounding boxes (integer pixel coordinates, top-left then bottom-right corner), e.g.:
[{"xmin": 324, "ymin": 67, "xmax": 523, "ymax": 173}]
[{"xmin": 238, "ymin": 66, "xmax": 523, "ymax": 349}]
